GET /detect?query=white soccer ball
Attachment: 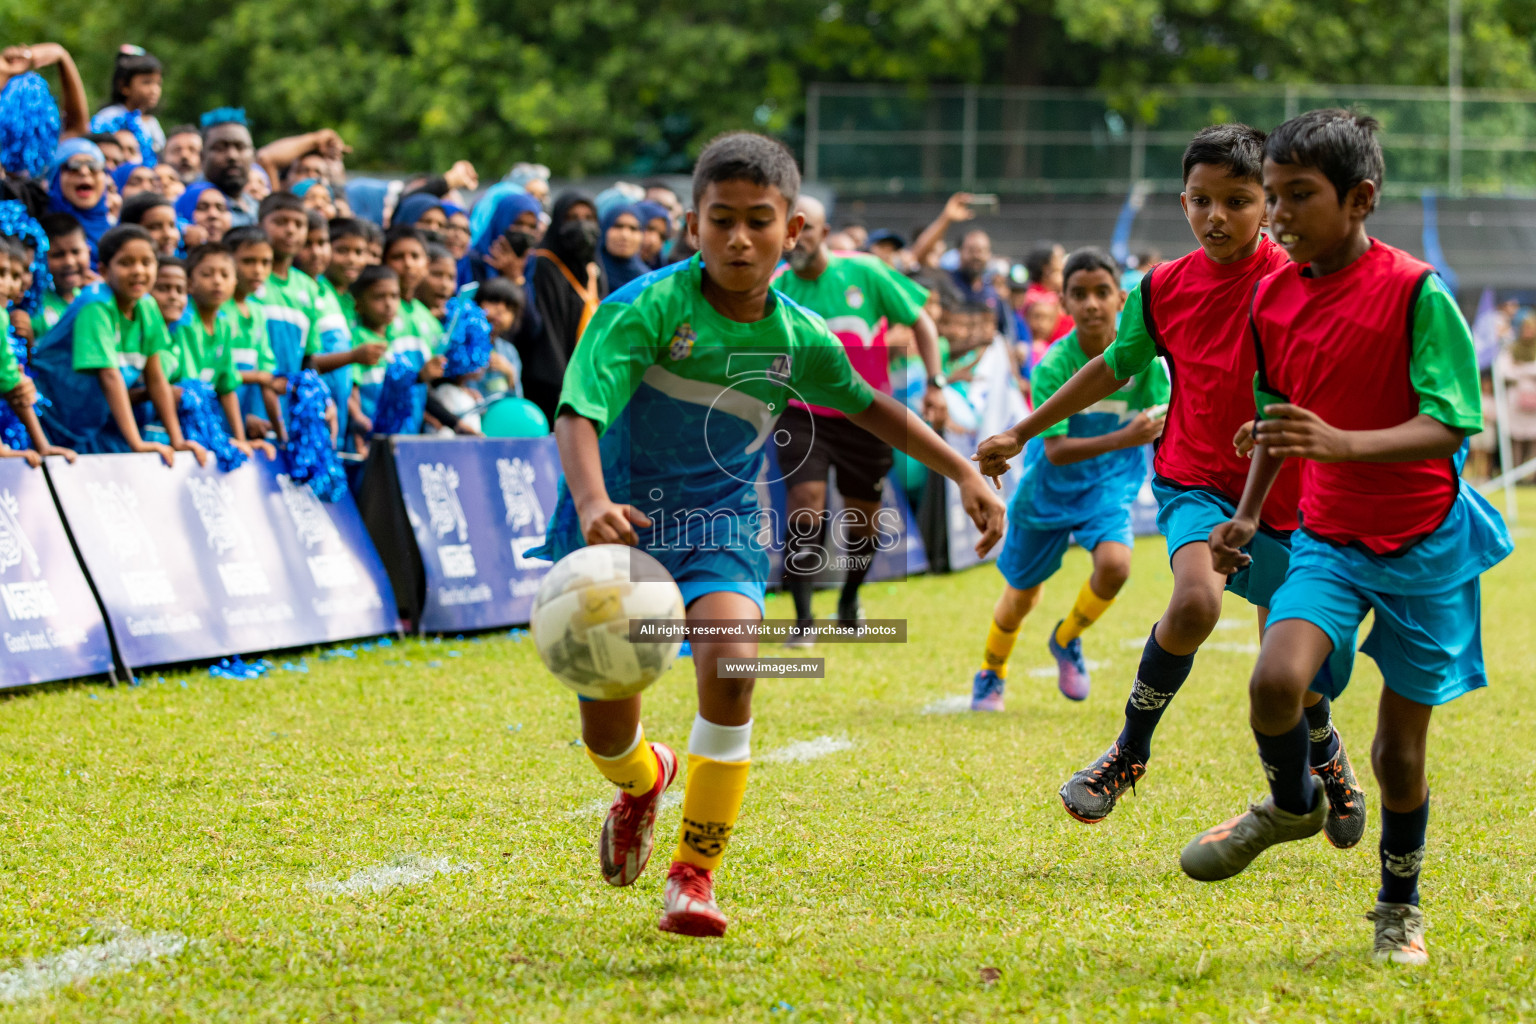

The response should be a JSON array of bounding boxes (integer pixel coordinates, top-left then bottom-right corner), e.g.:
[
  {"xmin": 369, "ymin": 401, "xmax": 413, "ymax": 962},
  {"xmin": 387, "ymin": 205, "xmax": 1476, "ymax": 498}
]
[{"xmin": 531, "ymin": 544, "xmax": 686, "ymax": 700}]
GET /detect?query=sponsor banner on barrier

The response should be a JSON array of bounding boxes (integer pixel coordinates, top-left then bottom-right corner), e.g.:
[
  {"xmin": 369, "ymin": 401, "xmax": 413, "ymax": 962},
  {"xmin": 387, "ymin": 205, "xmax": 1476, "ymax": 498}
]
[
  {"xmin": 0, "ymin": 460, "xmax": 115, "ymax": 688},
  {"xmin": 46, "ymin": 453, "xmax": 397, "ymax": 668},
  {"xmin": 391, "ymin": 436, "xmax": 559, "ymax": 633}
]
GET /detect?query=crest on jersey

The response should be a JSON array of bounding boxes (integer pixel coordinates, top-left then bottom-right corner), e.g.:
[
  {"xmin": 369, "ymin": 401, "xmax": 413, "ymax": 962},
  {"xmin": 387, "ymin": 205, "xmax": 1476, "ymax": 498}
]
[
  {"xmin": 767, "ymin": 353, "xmax": 792, "ymax": 383},
  {"xmin": 844, "ymin": 285, "xmax": 864, "ymax": 310},
  {"xmin": 668, "ymin": 323, "xmax": 696, "ymax": 361}
]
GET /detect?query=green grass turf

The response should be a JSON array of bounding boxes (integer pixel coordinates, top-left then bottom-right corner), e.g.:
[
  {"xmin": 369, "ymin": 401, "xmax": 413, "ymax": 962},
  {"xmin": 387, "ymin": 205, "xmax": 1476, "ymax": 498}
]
[{"xmin": 1, "ymin": 504, "xmax": 1534, "ymax": 1023}]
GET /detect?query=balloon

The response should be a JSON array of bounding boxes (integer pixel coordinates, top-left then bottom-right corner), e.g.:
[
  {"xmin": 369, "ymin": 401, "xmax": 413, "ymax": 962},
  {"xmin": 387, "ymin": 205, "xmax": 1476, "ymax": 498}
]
[{"xmin": 481, "ymin": 396, "xmax": 550, "ymax": 437}]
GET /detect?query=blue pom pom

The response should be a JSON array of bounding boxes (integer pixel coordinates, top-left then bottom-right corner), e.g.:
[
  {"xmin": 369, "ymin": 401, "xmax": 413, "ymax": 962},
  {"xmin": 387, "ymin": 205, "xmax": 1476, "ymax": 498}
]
[
  {"xmin": 442, "ymin": 297, "xmax": 493, "ymax": 378},
  {"xmin": 176, "ymin": 379, "xmax": 246, "ymax": 471},
  {"xmin": 0, "ymin": 73, "xmax": 61, "ymax": 178},
  {"xmin": 371, "ymin": 357, "xmax": 424, "ymax": 436},
  {"xmin": 282, "ymin": 369, "xmax": 347, "ymax": 501},
  {"xmin": 89, "ymin": 109, "xmax": 157, "ymax": 167},
  {"xmin": 0, "ymin": 200, "xmax": 53, "ymax": 314}
]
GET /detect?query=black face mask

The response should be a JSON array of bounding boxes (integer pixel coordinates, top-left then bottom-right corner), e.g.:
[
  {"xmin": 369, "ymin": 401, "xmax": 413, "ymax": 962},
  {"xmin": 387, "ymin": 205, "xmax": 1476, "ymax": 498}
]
[
  {"xmin": 504, "ymin": 228, "xmax": 536, "ymax": 257},
  {"xmin": 558, "ymin": 219, "xmax": 600, "ymax": 264}
]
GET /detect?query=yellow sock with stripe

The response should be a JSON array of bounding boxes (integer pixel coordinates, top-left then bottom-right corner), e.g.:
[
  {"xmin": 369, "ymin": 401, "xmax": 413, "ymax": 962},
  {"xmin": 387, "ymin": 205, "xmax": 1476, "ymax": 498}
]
[
  {"xmin": 586, "ymin": 725, "xmax": 658, "ymax": 795},
  {"xmin": 674, "ymin": 716, "xmax": 752, "ymax": 871},
  {"xmin": 981, "ymin": 618, "xmax": 1020, "ymax": 677},
  {"xmin": 1055, "ymin": 579, "xmax": 1116, "ymax": 646}
]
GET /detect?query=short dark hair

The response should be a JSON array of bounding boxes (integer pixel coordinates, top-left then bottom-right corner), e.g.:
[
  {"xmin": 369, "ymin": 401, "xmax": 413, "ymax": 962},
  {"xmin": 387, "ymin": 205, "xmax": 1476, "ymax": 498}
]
[
  {"xmin": 476, "ymin": 277, "xmax": 525, "ymax": 310},
  {"xmin": 383, "ymin": 224, "xmax": 425, "ymax": 257},
  {"xmin": 119, "ymin": 191, "xmax": 172, "ymax": 225},
  {"xmin": 259, "ymin": 191, "xmax": 306, "ymax": 222},
  {"xmin": 1061, "ymin": 246, "xmax": 1120, "ymax": 289},
  {"xmin": 223, "ymin": 225, "xmax": 271, "ymax": 253},
  {"xmin": 363, "ymin": 221, "xmax": 385, "ymax": 247},
  {"xmin": 39, "ymin": 212, "xmax": 85, "ymax": 245},
  {"xmin": 97, "ymin": 224, "xmax": 155, "ymax": 266},
  {"xmin": 184, "ymin": 242, "xmax": 232, "ymax": 276},
  {"xmin": 691, "ymin": 131, "xmax": 800, "ymax": 210},
  {"xmin": 328, "ymin": 217, "xmax": 369, "ymax": 243},
  {"xmin": 1182, "ymin": 123, "xmax": 1267, "ymax": 184},
  {"xmin": 1264, "ymin": 108, "xmax": 1384, "ymax": 211},
  {"xmin": 88, "ymin": 133, "xmax": 123, "ymax": 153},
  {"xmin": 306, "ymin": 209, "xmax": 327, "ymax": 233},
  {"xmin": 109, "ymin": 47, "xmax": 162, "ymax": 106},
  {"xmin": 0, "ymin": 238, "xmax": 27, "ymax": 265},
  {"xmin": 166, "ymin": 123, "xmax": 199, "ymax": 142},
  {"xmin": 156, "ymin": 254, "xmax": 186, "ymax": 274},
  {"xmin": 1024, "ymin": 242, "xmax": 1061, "ymax": 284},
  {"xmin": 350, "ymin": 264, "xmax": 398, "ymax": 300},
  {"xmin": 424, "ymin": 242, "xmax": 454, "ymax": 265}
]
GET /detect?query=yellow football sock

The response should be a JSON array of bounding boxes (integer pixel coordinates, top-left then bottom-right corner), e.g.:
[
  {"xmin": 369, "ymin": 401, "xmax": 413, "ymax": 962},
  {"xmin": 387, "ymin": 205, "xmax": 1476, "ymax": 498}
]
[
  {"xmin": 982, "ymin": 618, "xmax": 1020, "ymax": 677},
  {"xmin": 586, "ymin": 726, "xmax": 659, "ymax": 795},
  {"xmin": 674, "ymin": 754, "xmax": 751, "ymax": 870},
  {"xmin": 1055, "ymin": 579, "xmax": 1116, "ymax": 646}
]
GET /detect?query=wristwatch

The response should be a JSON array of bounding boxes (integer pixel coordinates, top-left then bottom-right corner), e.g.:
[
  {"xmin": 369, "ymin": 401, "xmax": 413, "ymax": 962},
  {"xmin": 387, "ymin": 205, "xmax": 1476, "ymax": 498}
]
[{"xmin": 926, "ymin": 372, "xmax": 948, "ymax": 389}]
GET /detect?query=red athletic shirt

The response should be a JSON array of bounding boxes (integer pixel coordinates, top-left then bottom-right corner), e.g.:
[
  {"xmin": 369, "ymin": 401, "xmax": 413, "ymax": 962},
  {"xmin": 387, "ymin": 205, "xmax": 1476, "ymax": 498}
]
[
  {"xmin": 1104, "ymin": 236, "xmax": 1303, "ymax": 532},
  {"xmin": 1250, "ymin": 241, "xmax": 1470, "ymax": 554}
]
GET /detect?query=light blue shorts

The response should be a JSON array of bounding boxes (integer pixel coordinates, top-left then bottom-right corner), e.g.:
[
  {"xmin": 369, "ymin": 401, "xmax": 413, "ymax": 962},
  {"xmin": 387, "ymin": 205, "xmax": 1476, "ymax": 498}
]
[
  {"xmin": 1267, "ymin": 547, "xmax": 1487, "ymax": 706},
  {"xmin": 996, "ymin": 507, "xmax": 1133, "ymax": 592},
  {"xmin": 1153, "ymin": 479, "xmax": 1292, "ymax": 609}
]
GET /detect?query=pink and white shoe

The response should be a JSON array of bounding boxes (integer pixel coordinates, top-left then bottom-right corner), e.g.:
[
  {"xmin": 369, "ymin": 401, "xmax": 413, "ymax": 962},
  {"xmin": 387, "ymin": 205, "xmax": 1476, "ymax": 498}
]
[
  {"xmin": 598, "ymin": 742, "xmax": 679, "ymax": 887},
  {"xmin": 657, "ymin": 861, "xmax": 729, "ymax": 937},
  {"xmin": 1048, "ymin": 622, "xmax": 1091, "ymax": 701}
]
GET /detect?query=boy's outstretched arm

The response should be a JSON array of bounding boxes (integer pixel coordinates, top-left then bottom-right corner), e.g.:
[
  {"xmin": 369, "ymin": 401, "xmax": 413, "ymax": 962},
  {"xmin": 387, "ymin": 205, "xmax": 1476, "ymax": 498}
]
[
  {"xmin": 849, "ymin": 391, "xmax": 1005, "ymax": 557},
  {"xmin": 17, "ymin": 403, "xmax": 74, "ymax": 462},
  {"xmin": 553, "ymin": 412, "xmax": 652, "ymax": 547},
  {"xmin": 1041, "ymin": 409, "xmax": 1164, "ymax": 466},
  {"xmin": 144, "ymin": 356, "xmax": 209, "ymax": 467},
  {"xmin": 973, "ymin": 355, "xmax": 1126, "ymax": 483},
  {"xmin": 96, "ymin": 369, "xmax": 175, "ymax": 467}
]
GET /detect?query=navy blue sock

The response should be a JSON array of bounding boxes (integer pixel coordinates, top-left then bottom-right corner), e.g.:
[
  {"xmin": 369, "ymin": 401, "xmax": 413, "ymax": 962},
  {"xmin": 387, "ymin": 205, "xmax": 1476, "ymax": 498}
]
[
  {"xmin": 783, "ymin": 514, "xmax": 827, "ymax": 621},
  {"xmin": 1379, "ymin": 795, "xmax": 1430, "ymax": 906},
  {"xmin": 838, "ymin": 532, "xmax": 876, "ymax": 615},
  {"xmin": 1253, "ymin": 715, "xmax": 1315, "ymax": 816},
  {"xmin": 1304, "ymin": 695, "xmax": 1340, "ymax": 767},
  {"xmin": 1117, "ymin": 626, "xmax": 1196, "ymax": 762}
]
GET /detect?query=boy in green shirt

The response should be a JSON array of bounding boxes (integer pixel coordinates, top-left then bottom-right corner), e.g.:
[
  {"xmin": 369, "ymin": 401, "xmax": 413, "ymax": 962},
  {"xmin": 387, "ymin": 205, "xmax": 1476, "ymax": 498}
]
[
  {"xmin": 224, "ymin": 226, "xmax": 286, "ymax": 442},
  {"xmin": 37, "ymin": 215, "xmax": 93, "ymax": 335},
  {"xmin": 298, "ymin": 212, "xmax": 383, "ymax": 444}
]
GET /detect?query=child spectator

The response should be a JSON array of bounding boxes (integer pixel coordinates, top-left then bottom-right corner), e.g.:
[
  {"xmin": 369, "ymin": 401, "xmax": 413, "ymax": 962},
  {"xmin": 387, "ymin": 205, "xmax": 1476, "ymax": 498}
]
[
  {"xmin": 119, "ymin": 192, "xmax": 180, "ymax": 257},
  {"xmin": 475, "ymin": 276, "xmax": 526, "ymax": 397},
  {"xmin": 298, "ymin": 212, "xmax": 378, "ymax": 446},
  {"xmin": 382, "ymin": 225, "xmax": 443, "ymax": 351},
  {"xmin": 113, "ymin": 163, "xmax": 158, "ymax": 200},
  {"xmin": 169, "ymin": 243, "xmax": 271, "ymax": 459},
  {"xmin": 1495, "ymin": 309, "xmax": 1536, "ymax": 468},
  {"xmin": 1, "ymin": 250, "xmax": 74, "ymax": 464},
  {"xmin": 347, "ymin": 265, "xmax": 429, "ymax": 453},
  {"xmin": 38, "ymin": 214, "xmax": 91, "ymax": 333},
  {"xmin": 151, "ymin": 254, "xmax": 187, "ymax": 327},
  {"xmin": 223, "ymin": 225, "xmax": 283, "ymax": 440},
  {"xmin": 325, "ymin": 218, "xmax": 372, "ymax": 321},
  {"xmin": 419, "ymin": 242, "xmax": 458, "ymax": 324},
  {"xmin": 255, "ymin": 193, "xmax": 322, "ymax": 407},
  {"xmin": 32, "ymin": 224, "xmax": 203, "ymax": 464},
  {"xmin": 94, "ymin": 46, "xmax": 165, "ymax": 153}
]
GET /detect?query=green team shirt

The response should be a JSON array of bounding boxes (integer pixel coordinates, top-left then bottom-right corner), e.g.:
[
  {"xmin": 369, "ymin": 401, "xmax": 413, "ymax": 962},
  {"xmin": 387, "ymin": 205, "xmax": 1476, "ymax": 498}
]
[
  {"xmin": 38, "ymin": 290, "xmax": 70, "ymax": 333},
  {"xmin": 254, "ymin": 267, "xmax": 321, "ymax": 374},
  {"xmin": 350, "ymin": 322, "xmax": 398, "ymax": 388},
  {"xmin": 539, "ymin": 253, "xmax": 876, "ymax": 564},
  {"xmin": 224, "ymin": 298, "xmax": 274, "ymax": 373},
  {"xmin": 1011, "ymin": 329, "xmax": 1169, "ymax": 528},
  {"xmin": 398, "ymin": 297, "xmax": 444, "ymax": 354},
  {"xmin": 772, "ymin": 253, "xmax": 927, "ymax": 412},
  {"xmin": 70, "ymin": 293, "xmax": 170, "ymax": 387},
  {"xmin": 168, "ymin": 310, "xmax": 242, "ymax": 395},
  {"xmin": 1, "ymin": 325, "xmax": 22, "ymax": 393}
]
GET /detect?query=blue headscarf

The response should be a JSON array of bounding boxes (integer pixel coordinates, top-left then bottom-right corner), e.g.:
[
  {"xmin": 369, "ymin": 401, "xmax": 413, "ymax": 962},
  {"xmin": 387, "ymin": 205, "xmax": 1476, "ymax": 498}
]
[
  {"xmin": 291, "ymin": 177, "xmax": 331, "ymax": 201},
  {"xmin": 174, "ymin": 180, "xmax": 219, "ymax": 223},
  {"xmin": 393, "ymin": 192, "xmax": 443, "ymax": 228},
  {"xmin": 47, "ymin": 139, "xmax": 113, "ymax": 252},
  {"xmin": 111, "ymin": 161, "xmax": 149, "ymax": 193},
  {"xmin": 472, "ymin": 191, "xmax": 543, "ymax": 259},
  {"xmin": 634, "ymin": 200, "xmax": 673, "ymax": 268},
  {"xmin": 597, "ymin": 203, "xmax": 649, "ymax": 292}
]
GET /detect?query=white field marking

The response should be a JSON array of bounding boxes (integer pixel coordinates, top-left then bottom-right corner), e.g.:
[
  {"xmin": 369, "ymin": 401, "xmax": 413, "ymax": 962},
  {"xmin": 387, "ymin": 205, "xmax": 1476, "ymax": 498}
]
[
  {"xmin": 307, "ymin": 855, "xmax": 480, "ymax": 896},
  {"xmin": 1026, "ymin": 659, "xmax": 1107, "ymax": 678},
  {"xmin": 761, "ymin": 736, "xmax": 855, "ymax": 764},
  {"xmin": 920, "ymin": 695, "xmax": 973, "ymax": 715},
  {"xmin": 1214, "ymin": 617, "xmax": 1251, "ymax": 631},
  {"xmin": 569, "ymin": 790, "xmax": 683, "ymax": 819},
  {"xmin": 0, "ymin": 927, "xmax": 188, "ymax": 1003}
]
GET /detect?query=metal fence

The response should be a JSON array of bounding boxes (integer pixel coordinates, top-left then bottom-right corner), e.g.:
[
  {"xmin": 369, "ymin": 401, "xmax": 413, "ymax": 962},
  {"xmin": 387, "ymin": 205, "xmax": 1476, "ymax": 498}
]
[{"xmin": 805, "ymin": 83, "xmax": 1536, "ymax": 198}]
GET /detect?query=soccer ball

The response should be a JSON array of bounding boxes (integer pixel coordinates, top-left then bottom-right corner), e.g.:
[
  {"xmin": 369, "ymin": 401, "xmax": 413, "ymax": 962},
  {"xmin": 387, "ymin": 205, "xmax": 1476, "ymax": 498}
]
[{"xmin": 531, "ymin": 545, "xmax": 686, "ymax": 700}]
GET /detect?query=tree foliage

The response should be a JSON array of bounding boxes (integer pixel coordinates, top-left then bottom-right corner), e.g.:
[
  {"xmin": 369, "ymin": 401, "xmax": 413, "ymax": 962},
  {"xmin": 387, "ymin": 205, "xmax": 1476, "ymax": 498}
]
[{"xmin": 9, "ymin": 0, "xmax": 1535, "ymax": 174}]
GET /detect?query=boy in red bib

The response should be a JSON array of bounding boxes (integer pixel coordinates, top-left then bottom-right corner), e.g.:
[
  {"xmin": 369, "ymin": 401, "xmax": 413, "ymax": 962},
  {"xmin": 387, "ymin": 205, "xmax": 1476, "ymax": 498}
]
[{"xmin": 1181, "ymin": 110, "xmax": 1511, "ymax": 967}]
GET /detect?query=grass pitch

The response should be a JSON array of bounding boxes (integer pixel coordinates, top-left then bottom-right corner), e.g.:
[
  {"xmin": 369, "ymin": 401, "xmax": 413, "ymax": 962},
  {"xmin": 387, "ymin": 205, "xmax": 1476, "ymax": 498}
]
[{"xmin": 1, "ymin": 504, "xmax": 1533, "ymax": 1022}]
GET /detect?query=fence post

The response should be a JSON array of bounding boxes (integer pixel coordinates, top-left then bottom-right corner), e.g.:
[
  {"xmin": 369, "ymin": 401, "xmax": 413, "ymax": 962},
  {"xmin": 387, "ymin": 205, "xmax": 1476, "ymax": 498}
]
[
  {"xmin": 805, "ymin": 83, "xmax": 821, "ymax": 181},
  {"xmin": 962, "ymin": 85, "xmax": 978, "ymax": 189},
  {"xmin": 1449, "ymin": 0, "xmax": 1463, "ymax": 195},
  {"xmin": 1491, "ymin": 357, "xmax": 1517, "ymax": 518}
]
